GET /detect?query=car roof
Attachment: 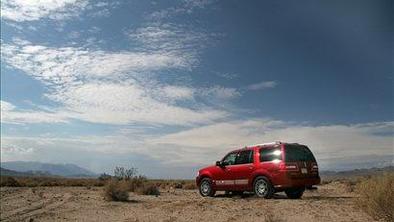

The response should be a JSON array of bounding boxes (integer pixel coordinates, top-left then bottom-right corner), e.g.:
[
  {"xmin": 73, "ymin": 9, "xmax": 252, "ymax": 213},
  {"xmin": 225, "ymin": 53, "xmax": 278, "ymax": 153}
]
[{"xmin": 228, "ymin": 141, "xmax": 306, "ymax": 153}]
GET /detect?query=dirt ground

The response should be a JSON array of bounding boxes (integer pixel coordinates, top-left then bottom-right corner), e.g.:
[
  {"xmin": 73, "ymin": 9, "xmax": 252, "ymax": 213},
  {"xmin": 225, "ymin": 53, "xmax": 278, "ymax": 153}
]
[{"xmin": 0, "ymin": 182, "xmax": 376, "ymax": 222}]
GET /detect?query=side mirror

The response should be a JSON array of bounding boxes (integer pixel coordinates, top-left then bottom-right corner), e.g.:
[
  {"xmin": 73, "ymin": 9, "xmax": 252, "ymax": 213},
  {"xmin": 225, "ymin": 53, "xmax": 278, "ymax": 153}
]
[{"xmin": 216, "ymin": 161, "xmax": 228, "ymax": 167}]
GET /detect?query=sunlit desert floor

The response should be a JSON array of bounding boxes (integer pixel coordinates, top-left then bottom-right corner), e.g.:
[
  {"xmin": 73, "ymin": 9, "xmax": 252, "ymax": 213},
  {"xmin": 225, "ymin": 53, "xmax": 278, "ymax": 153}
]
[{"xmin": 0, "ymin": 182, "xmax": 376, "ymax": 222}]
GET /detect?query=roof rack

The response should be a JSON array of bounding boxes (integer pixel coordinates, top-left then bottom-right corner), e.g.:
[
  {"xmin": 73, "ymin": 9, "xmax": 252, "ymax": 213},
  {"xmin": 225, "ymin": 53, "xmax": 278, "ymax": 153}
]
[{"xmin": 247, "ymin": 141, "xmax": 282, "ymax": 147}]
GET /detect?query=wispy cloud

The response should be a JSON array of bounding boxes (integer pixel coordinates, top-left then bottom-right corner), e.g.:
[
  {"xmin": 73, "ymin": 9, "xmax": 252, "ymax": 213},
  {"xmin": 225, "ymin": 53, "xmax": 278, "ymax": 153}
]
[
  {"xmin": 126, "ymin": 22, "xmax": 213, "ymax": 66},
  {"xmin": 199, "ymin": 86, "xmax": 241, "ymax": 100},
  {"xmin": 247, "ymin": 81, "xmax": 277, "ymax": 91},
  {"xmin": 1, "ymin": 38, "xmax": 231, "ymax": 125},
  {"xmin": 1, "ymin": 101, "xmax": 69, "ymax": 124},
  {"xmin": 2, "ymin": 120, "xmax": 392, "ymax": 172},
  {"xmin": 1, "ymin": 0, "xmax": 119, "ymax": 22},
  {"xmin": 147, "ymin": 0, "xmax": 216, "ymax": 21},
  {"xmin": 149, "ymin": 120, "xmax": 394, "ymax": 168},
  {"xmin": 1, "ymin": 0, "xmax": 88, "ymax": 22}
]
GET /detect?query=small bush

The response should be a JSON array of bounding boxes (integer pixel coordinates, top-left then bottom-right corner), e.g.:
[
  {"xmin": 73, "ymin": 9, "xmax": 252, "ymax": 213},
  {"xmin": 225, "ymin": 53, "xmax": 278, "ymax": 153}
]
[
  {"xmin": 98, "ymin": 173, "xmax": 112, "ymax": 181},
  {"xmin": 136, "ymin": 184, "xmax": 160, "ymax": 196},
  {"xmin": 103, "ymin": 180, "xmax": 129, "ymax": 201},
  {"xmin": 174, "ymin": 183, "xmax": 183, "ymax": 189},
  {"xmin": 126, "ymin": 175, "xmax": 148, "ymax": 192},
  {"xmin": 0, "ymin": 176, "xmax": 21, "ymax": 187},
  {"xmin": 183, "ymin": 182, "xmax": 197, "ymax": 190},
  {"xmin": 355, "ymin": 173, "xmax": 394, "ymax": 221}
]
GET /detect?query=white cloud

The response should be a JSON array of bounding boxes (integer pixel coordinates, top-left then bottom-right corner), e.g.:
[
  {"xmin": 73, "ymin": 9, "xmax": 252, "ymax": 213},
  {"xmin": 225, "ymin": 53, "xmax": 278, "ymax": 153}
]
[
  {"xmin": 1, "ymin": 40, "xmax": 230, "ymax": 125},
  {"xmin": 147, "ymin": 0, "xmax": 216, "ymax": 20},
  {"xmin": 2, "ymin": 41, "xmax": 193, "ymax": 86},
  {"xmin": 150, "ymin": 120, "xmax": 394, "ymax": 166},
  {"xmin": 159, "ymin": 85, "xmax": 195, "ymax": 101},
  {"xmin": 1, "ymin": 0, "xmax": 119, "ymax": 22},
  {"xmin": 1, "ymin": 100, "xmax": 69, "ymax": 124},
  {"xmin": 2, "ymin": 120, "xmax": 392, "ymax": 171},
  {"xmin": 1, "ymin": 0, "xmax": 88, "ymax": 22},
  {"xmin": 199, "ymin": 86, "xmax": 241, "ymax": 100},
  {"xmin": 126, "ymin": 23, "xmax": 208, "ymax": 60},
  {"xmin": 1, "ymin": 100, "xmax": 16, "ymax": 111},
  {"xmin": 54, "ymin": 82, "xmax": 227, "ymax": 125},
  {"xmin": 247, "ymin": 81, "xmax": 277, "ymax": 90}
]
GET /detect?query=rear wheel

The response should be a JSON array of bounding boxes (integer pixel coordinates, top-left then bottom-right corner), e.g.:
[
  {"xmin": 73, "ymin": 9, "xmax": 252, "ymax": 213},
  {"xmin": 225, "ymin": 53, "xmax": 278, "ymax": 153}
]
[
  {"xmin": 285, "ymin": 188, "xmax": 305, "ymax": 199},
  {"xmin": 253, "ymin": 176, "xmax": 274, "ymax": 199},
  {"xmin": 199, "ymin": 178, "xmax": 216, "ymax": 197}
]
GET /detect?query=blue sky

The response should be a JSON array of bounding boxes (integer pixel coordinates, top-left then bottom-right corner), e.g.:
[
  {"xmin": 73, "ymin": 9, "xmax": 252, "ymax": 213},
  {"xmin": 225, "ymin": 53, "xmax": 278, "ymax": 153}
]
[{"xmin": 1, "ymin": 0, "xmax": 393, "ymax": 178}]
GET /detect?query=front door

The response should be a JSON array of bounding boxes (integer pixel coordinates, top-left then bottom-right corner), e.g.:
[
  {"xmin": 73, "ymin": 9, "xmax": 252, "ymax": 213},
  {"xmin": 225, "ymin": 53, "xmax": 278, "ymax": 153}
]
[
  {"xmin": 230, "ymin": 149, "xmax": 255, "ymax": 190},
  {"xmin": 213, "ymin": 152, "xmax": 237, "ymax": 190}
]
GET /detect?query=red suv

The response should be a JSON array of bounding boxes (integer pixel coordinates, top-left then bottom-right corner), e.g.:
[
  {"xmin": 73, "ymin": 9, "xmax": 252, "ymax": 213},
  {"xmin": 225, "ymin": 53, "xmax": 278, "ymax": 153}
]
[{"xmin": 196, "ymin": 142, "xmax": 320, "ymax": 199}]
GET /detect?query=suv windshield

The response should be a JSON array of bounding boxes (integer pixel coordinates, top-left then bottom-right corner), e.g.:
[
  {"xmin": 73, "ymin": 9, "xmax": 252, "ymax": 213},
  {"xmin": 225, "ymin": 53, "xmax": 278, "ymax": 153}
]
[{"xmin": 285, "ymin": 144, "xmax": 316, "ymax": 162}]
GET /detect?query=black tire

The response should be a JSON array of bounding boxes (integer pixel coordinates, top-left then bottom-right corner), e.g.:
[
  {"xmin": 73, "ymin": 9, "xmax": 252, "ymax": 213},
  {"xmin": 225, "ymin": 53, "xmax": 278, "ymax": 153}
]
[
  {"xmin": 253, "ymin": 176, "xmax": 274, "ymax": 199},
  {"xmin": 199, "ymin": 178, "xmax": 216, "ymax": 197},
  {"xmin": 285, "ymin": 188, "xmax": 305, "ymax": 199}
]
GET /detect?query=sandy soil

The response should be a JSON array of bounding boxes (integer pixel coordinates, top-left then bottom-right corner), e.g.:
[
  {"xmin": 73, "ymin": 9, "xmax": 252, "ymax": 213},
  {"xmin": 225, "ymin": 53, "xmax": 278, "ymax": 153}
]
[{"xmin": 0, "ymin": 182, "xmax": 376, "ymax": 222}]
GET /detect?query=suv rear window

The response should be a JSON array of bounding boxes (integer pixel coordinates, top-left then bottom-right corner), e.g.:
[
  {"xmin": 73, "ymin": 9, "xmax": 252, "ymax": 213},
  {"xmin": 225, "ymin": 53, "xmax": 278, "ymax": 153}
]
[
  {"xmin": 285, "ymin": 145, "xmax": 316, "ymax": 162},
  {"xmin": 260, "ymin": 147, "xmax": 282, "ymax": 162}
]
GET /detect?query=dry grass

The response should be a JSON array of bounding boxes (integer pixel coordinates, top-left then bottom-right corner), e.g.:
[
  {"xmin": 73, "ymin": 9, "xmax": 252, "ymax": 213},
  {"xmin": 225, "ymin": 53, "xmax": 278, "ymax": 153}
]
[
  {"xmin": 136, "ymin": 183, "xmax": 160, "ymax": 196},
  {"xmin": 183, "ymin": 182, "xmax": 197, "ymax": 190},
  {"xmin": 355, "ymin": 173, "xmax": 394, "ymax": 222},
  {"xmin": 264, "ymin": 210, "xmax": 283, "ymax": 222},
  {"xmin": 103, "ymin": 179, "xmax": 129, "ymax": 202},
  {"xmin": 0, "ymin": 176, "xmax": 21, "ymax": 187},
  {"xmin": 0, "ymin": 176, "xmax": 105, "ymax": 187}
]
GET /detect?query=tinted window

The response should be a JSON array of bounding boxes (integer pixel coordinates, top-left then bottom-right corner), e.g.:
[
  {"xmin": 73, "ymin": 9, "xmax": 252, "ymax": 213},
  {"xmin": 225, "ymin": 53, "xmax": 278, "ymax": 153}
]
[
  {"xmin": 235, "ymin": 150, "xmax": 253, "ymax": 165},
  {"xmin": 260, "ymin": 147, "xmax": 282, "ymax": 162},
  {"xmin": 285, "ymin": 145, "xmax": 316, "ymax": 162},
  {"xmin": 222, "ymin": 152, "xmax": 237, "ymax": 165}
]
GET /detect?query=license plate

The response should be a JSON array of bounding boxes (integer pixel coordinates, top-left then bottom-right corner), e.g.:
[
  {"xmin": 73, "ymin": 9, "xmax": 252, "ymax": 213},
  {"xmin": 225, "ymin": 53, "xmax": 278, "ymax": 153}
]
[{"xmin": 301, "ymin": 168, "xmax": 307, "ymax": 174}]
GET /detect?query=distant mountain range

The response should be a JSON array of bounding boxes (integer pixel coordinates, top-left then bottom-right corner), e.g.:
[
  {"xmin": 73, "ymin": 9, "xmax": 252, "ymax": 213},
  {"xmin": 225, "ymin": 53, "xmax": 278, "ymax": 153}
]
[
  {"xmin": 0, "ymin": 167, "xmax": 52, "ymax": 177},
  {"xmin": 0, "ymin": 161, "xmax": 96, "ymax": 178},
  {"xmin": 320, "ymin": 166, "xmax": 394, "ymax": 180}
]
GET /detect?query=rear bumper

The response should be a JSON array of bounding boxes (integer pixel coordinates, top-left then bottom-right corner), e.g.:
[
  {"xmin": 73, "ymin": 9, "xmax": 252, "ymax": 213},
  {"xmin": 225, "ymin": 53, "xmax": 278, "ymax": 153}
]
[{"xmin": 273, "ymin": 173, "xmax": 321, "ymax": 189}]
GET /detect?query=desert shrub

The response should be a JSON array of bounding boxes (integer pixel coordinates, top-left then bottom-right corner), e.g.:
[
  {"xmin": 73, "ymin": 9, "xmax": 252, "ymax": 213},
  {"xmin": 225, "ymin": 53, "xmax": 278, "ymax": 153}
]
[
  {"xmin": 136, "ymin": 183, "xmax": 160, "ymax": 196},
  {"xmin": 183, "ymin": 182, "xmax": 197, "ymax": 190},
  {"xmin": 174, "ymin": 183, "xmax": 183, "ymax": 189},
  {"xmin": 0, "ymin": 176, "xmax": 21, "ymax": 187},
  {"xmin": 103, "ymin": 179, "xmax": 129, "ymax": 201},
  {"xmin": 355, "ymin": 173, "xmax": 393, "ymax": 221},
  {"xmin": 128, "ymin": 175, "xmax": 148, "ymax": 192},
  {"xmin": 98, "ymin": 173, "xmax": 112, "ymax": 181},
  {"xmin": 114, "ymin": 167, "xmax": 137, "ymax": 180},
  {"xmin": 340, "ymin": 180, "xmax": 357, "ymax": 193}
]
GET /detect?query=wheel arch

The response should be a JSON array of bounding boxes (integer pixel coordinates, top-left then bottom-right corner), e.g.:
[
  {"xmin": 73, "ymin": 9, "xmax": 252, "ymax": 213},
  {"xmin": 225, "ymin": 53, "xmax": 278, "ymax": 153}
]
[
  {"xmin": 251, "ymin": 172, "xmax": 273, "ymax": 186},
  {"xmin": 197, "ymin": 173, "xmax": 212, "ymax": 186}
]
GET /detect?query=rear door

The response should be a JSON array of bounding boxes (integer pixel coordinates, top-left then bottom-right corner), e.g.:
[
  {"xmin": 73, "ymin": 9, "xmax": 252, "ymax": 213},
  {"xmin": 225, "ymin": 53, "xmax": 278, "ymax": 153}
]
[
  {"xmin": 284, "ymin": 144, "xmax": 318, "ymax": 178},
  {"xmin": 228, "ymin": 149, "xmax": 254, "ymax": 189},
  {"xmin": 259, "ymin": 146, "xmax": 283, "ymax": 173}
]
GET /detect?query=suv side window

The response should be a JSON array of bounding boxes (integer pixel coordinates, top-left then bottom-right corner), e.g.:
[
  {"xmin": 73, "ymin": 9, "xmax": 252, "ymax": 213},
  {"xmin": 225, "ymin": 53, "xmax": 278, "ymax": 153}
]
[
  {"xmin": 235, "ymin": 150, "xmax": 253, "ymax": 165},
  {"xmin": 222, "ymin": 152, "xmax": 237, "ymax": 165},
  {"xmin": 260, "ymin": 147, "xmax": 282, "ymax": 162}
]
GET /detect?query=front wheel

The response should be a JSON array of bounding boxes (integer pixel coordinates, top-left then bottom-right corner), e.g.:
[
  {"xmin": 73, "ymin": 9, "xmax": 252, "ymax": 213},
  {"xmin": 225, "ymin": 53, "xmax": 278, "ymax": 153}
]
[
  {"xmin": 285, "ymin": 188, "xmax": 305, "ymax": 199},
  {"xmin": 253, "ymin": 176, "xmax": 274, "ymax": 199},
  {"xmin": 199, "ymin": 178, "xmax": 216, "ymax": 197}
]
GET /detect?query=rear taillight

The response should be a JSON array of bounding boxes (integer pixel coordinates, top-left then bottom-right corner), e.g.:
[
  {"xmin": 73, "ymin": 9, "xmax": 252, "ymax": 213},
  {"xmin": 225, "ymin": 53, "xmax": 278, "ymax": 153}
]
[{"xmin": 311, "ymin": 163, "xmax": 318, "ymax": 171}]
